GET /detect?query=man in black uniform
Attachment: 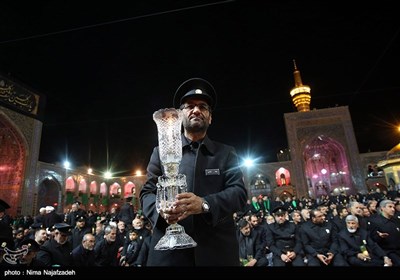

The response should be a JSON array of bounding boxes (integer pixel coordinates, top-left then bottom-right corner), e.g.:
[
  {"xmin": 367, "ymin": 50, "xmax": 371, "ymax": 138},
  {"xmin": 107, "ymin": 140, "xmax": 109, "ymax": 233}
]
[
  {"xmin": 300, "ymin": 209, "xmax": 348, "ymax": 266},
  {"xmin": 69, "ymin": 215, "xmax": 92, "ymax": 250},
  {"xmin": 117, "ymin": 195, "xmax": 135, "ymax": 226},
  {"xmin": 338, "ymin": 215, "xmax": 392, "ymax": 266},
  {"xmin": 140, "ymin": 78, "xmax": 247, "ymax": 266},
  {"xmin": 18, "ymin": 238, "xmax": 41, "ymax": 266},
  {"xmin": 369, "ymin": 199, "xmax": 400, "ymax": 266},
  {"xmin": 266, "ymin": 206, "xmax": 305, "ymax": 266},
  {"xmin": 35, "ymin": 223, "xmax": 73, "ymax": 266},
  {"xmin": 71, "ymin": 233, "xmax": 96, "ymax": 266}
]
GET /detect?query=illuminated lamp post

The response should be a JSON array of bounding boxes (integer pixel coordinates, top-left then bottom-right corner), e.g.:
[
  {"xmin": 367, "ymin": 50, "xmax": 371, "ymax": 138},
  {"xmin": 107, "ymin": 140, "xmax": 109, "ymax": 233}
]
[{"xmin": 63, "ymin": 160, "xmax": 75, "ymax": 207}]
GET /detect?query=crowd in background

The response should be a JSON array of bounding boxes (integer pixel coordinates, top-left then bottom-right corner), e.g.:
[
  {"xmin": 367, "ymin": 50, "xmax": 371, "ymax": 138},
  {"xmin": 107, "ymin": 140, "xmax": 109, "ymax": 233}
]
[
  {"xmin": 235, "ymin": 188, "xmax": 400, "ymax": 267},
  {"xmin": 1, "ymin": 187, "xmax": 400, "ymax": 267}
]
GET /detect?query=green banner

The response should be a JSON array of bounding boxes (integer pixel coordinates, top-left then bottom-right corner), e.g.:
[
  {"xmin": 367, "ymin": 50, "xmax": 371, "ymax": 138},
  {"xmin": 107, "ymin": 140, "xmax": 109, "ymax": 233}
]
[
  {"xmin": 80, "ymin": 193, "xmax": 89, "ymax": 205},
  {"xmin": 66, "ymin": 192, "xmax": 74, "ymax": 204},
  {"xmin": 92, "ymin": 194, "xmax": 99, "ymax": 204},
  {"xmin": 101, "ymin": 197, "xmax": 109, "ymax": 206}
]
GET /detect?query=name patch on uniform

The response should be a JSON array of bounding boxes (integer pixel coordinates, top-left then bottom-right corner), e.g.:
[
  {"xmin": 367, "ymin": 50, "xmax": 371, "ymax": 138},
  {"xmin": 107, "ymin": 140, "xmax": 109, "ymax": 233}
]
[{"xmin": 205, "ymin": 169, "xmax": 220, "ymax": 176}]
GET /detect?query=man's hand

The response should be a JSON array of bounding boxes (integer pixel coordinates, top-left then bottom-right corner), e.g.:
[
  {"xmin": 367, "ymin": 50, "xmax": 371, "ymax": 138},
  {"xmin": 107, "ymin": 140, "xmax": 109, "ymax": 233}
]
[
  {"xmin": 377, "ymin": 231, "xmax": 389, "ymax": 238},
  {"xmin": 325, "ymin": 252, "xmax": 334, "ymax": 265},
  {"xmin": 174, "ymin": 192, "xmax": 203, "ymax": 221},
  {"xmin": 317, "ymin": 253, "xmax": 328, "ymax": 265},
  {"xmin": 160, "ymin": 192, "xmax": 202, "ymax": 224}
]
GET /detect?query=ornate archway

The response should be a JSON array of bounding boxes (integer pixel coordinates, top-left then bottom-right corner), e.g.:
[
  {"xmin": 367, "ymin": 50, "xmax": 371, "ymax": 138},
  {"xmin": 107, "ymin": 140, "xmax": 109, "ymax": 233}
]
[
  {"xmin": 37, "ymin": 177, "xmax": 60, "ymax": 210},
  {"xmin": 304, "ymin": 135, "xmax": 351, "ymax": 198},
  {"xmin": 0, "ymin": 114, "xmax": 26, "ymax": 216}
]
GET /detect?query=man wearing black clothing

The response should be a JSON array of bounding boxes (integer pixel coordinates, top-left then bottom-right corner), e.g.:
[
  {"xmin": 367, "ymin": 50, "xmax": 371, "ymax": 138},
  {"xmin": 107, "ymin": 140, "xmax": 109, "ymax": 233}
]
[
  {"xmin": 140, "ymin": 78, "xmax": 247, "ymax": 266},
  {"xmin": 72, "ymin": 233, "xmax": 95, "ymax": 266}
]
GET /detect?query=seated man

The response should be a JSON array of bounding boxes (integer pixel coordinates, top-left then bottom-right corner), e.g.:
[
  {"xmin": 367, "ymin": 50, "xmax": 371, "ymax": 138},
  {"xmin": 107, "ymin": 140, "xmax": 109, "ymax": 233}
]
[
  {"xmin": 265, "ymin": 206, "xmax": 305, "ymax": 266},
  {"xmin": 237, "ymin": 219, "xmax": 267, "ymax": 267},
  {"xmin": 369, "ymin": 199, "xmax": 400, "ymax": 266},
  {"xmin": 338, "ymin": 215, "xmax": 392, "ymax": 266},
  {"xmin": 300, "ymin": 209, "xmax": 348, "ymax": 266}
]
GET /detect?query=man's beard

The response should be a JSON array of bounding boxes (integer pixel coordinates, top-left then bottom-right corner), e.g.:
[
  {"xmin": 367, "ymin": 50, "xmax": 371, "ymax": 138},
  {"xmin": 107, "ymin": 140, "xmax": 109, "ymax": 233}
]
[
  {"xmin": 183, "ymin": 117, "xmax": 209, "ymax": 133},
  {"xmin": 347, "ymin": 228, "xmax": 356, "ymax": 233}
]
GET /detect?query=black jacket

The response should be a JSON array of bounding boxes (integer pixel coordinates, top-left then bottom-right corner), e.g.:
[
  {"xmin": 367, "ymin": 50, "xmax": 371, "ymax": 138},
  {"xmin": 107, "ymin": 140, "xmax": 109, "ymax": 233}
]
[{"xmin": 140, "ymin": 135, "xmax": 247, "ymax": 266}]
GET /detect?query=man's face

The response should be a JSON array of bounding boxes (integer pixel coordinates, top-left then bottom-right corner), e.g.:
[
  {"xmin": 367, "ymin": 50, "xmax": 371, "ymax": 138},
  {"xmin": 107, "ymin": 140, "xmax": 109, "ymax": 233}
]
[
  {"xmin": 274, "ymin": 213, "xmax": 287, "ymax": 224},
  {"xmin": 312, "ymin": 210, "xmax": 325, "ymax": 225},
  {"xmin": 381, "ymin": 202, "xmax": 395, "ymax": 218},
  {"xmin": 35, "ymin": 229, "xmax": 48, "ymax": 243},
  {"xmin": 240, "ymin": 223, "xmax": 251, "ymax": 236},
  {"xmin": 250, "ymin": 216, "xmax": 259, "ymax": 227},
  {"xmin": 132, "ymin": 218, "xmax": 143, "ymax": 229},
  {"xmin": 346, "ymin": 220, "xmax": 359, "ymax": 233},
  {"xmin": 292, "ymin": 212, "xmax": 301, "ymax": 223},
  {"xmin": 83, "ymin": 235, "xmax": 96, "ymax": 250},
  {"xmin": 181, "ymin": 98, "xmax": 212, "ymax": 133},
  {"xmin": 105, "ymin": 229, "xmax": 117, "ymax": 243},
  {"xmin": 117, "ymin": 221, "xmax": 125, "ymax": 230},
  {"xmin": 351, "ymin": 203, "xmax": 363, "ymax": 216},
  {"xmin": 76, "ymin": 220, "xmax": 86, "ymax": 228},
  {"xmin": 54, "ymin": 230, "xmax": 69, "ymax": 245}
]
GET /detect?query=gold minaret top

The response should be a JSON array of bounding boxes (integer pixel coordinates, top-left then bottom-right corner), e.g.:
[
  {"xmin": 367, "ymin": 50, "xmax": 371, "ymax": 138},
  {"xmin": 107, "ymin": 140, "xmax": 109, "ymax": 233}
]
[{"xmin": 290, "ymin": 60, "xmax": 311, "ymax": 112}]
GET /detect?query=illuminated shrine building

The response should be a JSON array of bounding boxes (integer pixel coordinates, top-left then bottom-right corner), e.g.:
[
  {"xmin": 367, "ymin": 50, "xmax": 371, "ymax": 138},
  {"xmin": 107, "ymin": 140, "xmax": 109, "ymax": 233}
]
[{"xmin": 245, "ymin": 62, "xmax": 390, "ymax": 201}]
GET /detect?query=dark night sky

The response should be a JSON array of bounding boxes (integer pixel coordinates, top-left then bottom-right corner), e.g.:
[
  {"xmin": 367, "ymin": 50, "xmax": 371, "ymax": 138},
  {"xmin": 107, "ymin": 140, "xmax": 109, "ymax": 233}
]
[{"xmin": 0, "ymin": 0, "xmax": 399, "ymax": 176}]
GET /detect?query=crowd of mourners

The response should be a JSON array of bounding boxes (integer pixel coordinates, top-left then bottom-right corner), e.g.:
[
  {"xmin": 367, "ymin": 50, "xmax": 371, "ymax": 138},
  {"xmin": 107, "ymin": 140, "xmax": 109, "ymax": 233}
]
[
  {"xmin": 0, "ymin": 187, "xmax": 399, "ymax": 267},
  {"xmin": 0, "ymin": 195, "xmax": 152, "ymax": 267},
  {"xmin": 235, "ymin": 187, "xmax": 400, "ymax": 266}
]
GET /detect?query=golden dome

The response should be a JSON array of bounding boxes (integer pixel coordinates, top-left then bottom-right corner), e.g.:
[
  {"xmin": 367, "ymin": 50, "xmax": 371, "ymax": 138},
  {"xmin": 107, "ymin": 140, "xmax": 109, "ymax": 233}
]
[{"xmin": 386, "ymin": 143, "xmax": 400, "ymax": 159}]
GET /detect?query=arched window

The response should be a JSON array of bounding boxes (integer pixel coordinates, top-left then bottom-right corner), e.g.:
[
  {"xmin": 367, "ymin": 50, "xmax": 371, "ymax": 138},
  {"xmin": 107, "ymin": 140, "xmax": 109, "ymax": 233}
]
[
  {"xmin": 109, "ymin": 182, "xmax": 121, "ymax": 197},
  {"xmin": 303, "ymin": 135, "xmax": 351, "ymax": 198},
  {"xmin": 250, "ymin": 173, "xmax": 271, "ymax": 197},
  {"xmin": 89, "ymin": 181, "xmax": 98, "ymax": 195},
  {"xmin": 124, "ymin": 181, "xmax": 135, "ymax": 197},
  {"xmin": 65, "ymin": 176, "xmax": 75, "ymax": 192},
  {"xmin": 78, "ymin": 179, "xmax": 87, "ymax": 193},
  {"xmin": 100, "ymin": 183, "xmax": 108, "ymax": 196},
  {"xmin": 275, "ymin": 168, "xmax": 291, "ymax": 186}
]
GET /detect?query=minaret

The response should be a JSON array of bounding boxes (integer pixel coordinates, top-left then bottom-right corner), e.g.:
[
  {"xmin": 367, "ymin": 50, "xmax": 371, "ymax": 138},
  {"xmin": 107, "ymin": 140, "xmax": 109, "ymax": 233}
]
[{"xmin": 290, "ymin": 60, "xmax": 311, "ymax": 112}]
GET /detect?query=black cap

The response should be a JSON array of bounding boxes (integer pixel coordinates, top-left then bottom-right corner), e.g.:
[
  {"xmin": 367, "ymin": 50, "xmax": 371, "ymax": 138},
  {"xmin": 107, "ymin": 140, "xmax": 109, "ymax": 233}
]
[
  {"xmin": 76, "ymin": 215, "xmax": 86, "ymax": 222},
  {"xmin": 19, "ymin": 239, "xmax": 40, "ymax": 252},
  {"xmin": 29, "ymin": 223, "xmax": 44, "ymax": 230},
  {"xmin": 173, "ymin": 78, "xmax": 217, "ymax": 110},
  {"xmin": 51, "ymin": 223, "xmax": 73, "ymax": 235},
  {"xmin": 272, "ymin": 206, "xmax": 287, "ymax": 215},
  {"xmin": 74, "ymin": 200, "xmax": 82, "ymax": 206},
  {"xmin": 0, "ymin": 199, "xmax": 10, "ymax": 212}
]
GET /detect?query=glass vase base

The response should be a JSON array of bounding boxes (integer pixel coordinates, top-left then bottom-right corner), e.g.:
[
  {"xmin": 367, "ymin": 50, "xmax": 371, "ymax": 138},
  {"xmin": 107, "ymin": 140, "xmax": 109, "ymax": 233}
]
[{"xmin": 154, "ymin": 224, "xmax": 197, "ymax": 250}]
